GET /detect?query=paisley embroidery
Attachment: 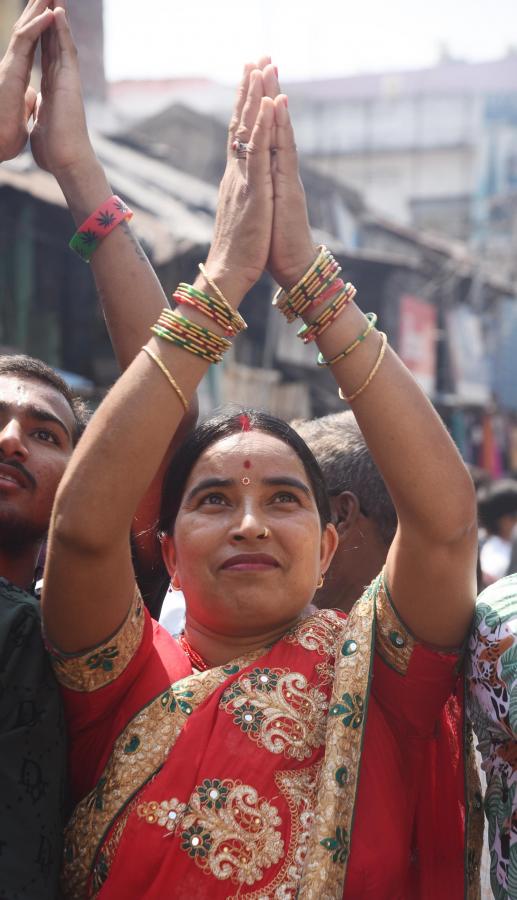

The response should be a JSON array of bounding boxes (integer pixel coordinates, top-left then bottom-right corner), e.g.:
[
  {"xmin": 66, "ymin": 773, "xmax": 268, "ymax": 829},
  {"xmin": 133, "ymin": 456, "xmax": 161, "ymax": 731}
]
[
  {"xmin": 138, "ymin": 779, "xmax": 283, "ymax": 886},
  {"xmin": 220, "ymin": 667, "xmax": 328, "ymax": 760},
  {"xmin": 285, "ymin": 609, "xmax": 343, "ymax": 656},
  {"xmin": 62, "ymin": 650, "xmax": 265, "ymax": 899},
  {"xmin": 243, "ymin": 765, "xmax": 320, "ymax": 900}
]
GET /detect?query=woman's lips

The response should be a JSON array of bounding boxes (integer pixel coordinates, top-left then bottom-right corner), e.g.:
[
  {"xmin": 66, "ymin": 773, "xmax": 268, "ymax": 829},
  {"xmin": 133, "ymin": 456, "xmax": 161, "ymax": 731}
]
[{"xmin": 221, "ymin": 553, "xmax": 280, "ymax": 571}]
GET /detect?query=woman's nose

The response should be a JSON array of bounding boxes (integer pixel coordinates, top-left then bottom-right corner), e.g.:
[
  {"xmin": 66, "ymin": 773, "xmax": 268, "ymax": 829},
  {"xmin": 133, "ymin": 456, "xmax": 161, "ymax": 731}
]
[{"xmin": 230, "ymin": 509, "xmax": 266, "ymax": 542}]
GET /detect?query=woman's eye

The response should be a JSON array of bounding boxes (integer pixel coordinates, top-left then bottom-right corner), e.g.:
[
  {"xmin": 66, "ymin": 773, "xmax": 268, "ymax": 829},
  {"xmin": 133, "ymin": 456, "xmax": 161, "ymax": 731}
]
[
  {"xmin": 199, "ymin": 493, "xmax": 228, "ymax": 506},
  {"xmin": 272, "ymin": 491, "xmax": 299, "ymax": 504},
  {"xmin": 33, "ymin": 429, "xmax": 58, "ymax": 445}
]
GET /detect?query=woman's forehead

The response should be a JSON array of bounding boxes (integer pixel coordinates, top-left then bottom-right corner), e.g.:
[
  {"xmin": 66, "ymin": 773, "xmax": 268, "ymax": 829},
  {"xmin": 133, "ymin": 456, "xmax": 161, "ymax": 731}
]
[{"xmin": 189, "ymin": 432, "xmax": 307, "ymax": 481}]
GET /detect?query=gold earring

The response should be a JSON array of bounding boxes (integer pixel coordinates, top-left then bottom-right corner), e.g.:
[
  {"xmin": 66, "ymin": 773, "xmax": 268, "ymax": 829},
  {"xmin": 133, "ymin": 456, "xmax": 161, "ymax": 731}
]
[
  {"xmin": 258, "ymin": 527, "xmax": 270, "ymax": 539},
  {"xmin": 317, "ymin": 574, "xmax": 325, "ymax": 589},
  {"xmin": 171, "ymin": 574, "xmax": 181, "ymax": 592}
]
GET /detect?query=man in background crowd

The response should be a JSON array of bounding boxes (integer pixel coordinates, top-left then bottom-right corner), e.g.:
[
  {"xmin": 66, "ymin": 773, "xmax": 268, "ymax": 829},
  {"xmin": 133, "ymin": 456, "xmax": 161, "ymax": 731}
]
[
  {"xmin": 294, "ymin": 410, "xmax": 397, "ymax": 611},
  {"xmin": 478, "ymin": 479, "xmax": 517, "ymax": 586}
]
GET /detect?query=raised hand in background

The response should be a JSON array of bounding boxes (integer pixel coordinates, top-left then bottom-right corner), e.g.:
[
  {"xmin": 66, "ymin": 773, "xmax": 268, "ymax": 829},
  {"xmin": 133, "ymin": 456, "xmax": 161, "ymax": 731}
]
[
  {"xmin": 30, "ymin": 0, "xmax": 95, "ymax": 179},
  {"xmin": 0, "ymin": 0, "xmax": 54, "ymax": 162}
]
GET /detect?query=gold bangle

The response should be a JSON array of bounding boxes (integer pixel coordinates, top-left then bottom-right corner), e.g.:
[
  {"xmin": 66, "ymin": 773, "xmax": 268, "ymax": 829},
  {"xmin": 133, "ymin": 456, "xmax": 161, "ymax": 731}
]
[
  {"xmin": 141, "ymin": 345, "xmax": 189, "ymax": 412},
  {"xmin": 317, "ymin": 313, "xmax": 378, "ymax": 366},
  {"xmin": 198, "ymin": 263, "xmax": 247, "ymax": 333},
  {"xmin": 338, "ymin": 332, "xmax": 388, "ymax": 403}
]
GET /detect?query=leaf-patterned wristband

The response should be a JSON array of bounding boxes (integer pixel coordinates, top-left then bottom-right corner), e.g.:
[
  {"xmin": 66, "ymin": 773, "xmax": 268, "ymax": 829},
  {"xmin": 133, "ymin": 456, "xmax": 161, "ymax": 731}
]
[{"xmin": 69, "ymin": 195, "xmax": 133, "ymax": 262}]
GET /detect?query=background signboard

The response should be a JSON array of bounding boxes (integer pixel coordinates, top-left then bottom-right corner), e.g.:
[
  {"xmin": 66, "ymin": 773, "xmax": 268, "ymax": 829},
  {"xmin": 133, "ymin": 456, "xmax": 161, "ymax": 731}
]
[
  {"xmin": 446, "ymin": 306, "xmax": 491, "ymax": 405},
  {"xmin": 398, "ymin": 294, "xmax": 437, "ymax": 395}
]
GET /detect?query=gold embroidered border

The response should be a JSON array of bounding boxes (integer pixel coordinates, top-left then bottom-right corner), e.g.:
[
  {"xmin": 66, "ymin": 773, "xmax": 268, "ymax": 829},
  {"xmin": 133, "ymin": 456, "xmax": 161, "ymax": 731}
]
[
  {"xmin": 375, "ymin": 573, "xmax": 415, "ymax": 675},
  {"xmin": 298, "ymin": 575, "xmax": 378, "ymax": 899},
  {"xmin": 242, "ymin": 764, "xmax": 321, "ymax": 899},
  {"xmin": 464, "ymin": 719, "xmax": 483, "ymax": 899},
  {"xmin": 62, "ymin": 648, "xmax": 264, "ymax": 899},
  {"xmin": 50, "ymin": 588, "xmax": 145, "ymax": 692}
]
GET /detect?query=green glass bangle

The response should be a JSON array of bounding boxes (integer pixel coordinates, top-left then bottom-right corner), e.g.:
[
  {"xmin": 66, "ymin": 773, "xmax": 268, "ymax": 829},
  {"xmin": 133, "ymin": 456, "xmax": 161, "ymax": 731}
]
[
  {"xmin": 317, "ymin": 313, "xmax": 378, "ymax": 366},
  {"xmin": 159, "ymin": 311, "xmax": 232, "ymax": 349},
  {"xmin": 151, "ymin": 325, "xmax": 222, "ymax": 363}
]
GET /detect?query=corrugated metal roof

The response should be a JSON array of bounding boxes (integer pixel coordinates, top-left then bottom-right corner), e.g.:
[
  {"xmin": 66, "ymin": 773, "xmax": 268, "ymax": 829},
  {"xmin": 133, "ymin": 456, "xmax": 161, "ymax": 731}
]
[{"xmin": 0, "ymin": 133, "xmax": 217, "ymax": 263}]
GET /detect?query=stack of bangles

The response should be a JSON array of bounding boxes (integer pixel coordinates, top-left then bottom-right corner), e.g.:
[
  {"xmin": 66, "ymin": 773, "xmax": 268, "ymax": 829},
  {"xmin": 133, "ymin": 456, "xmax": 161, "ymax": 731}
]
[
  {"xmin": 148, "ymin": 264, "xmax": 246, "ymax": 366},
  {"xmin": 272, "ymin": 244, "xmax": 388, "ymax": 401},
  {"xmin": 273, "ymin": 246, "xmax": 342, "ymax": 322},
  {"xmin": 173, "ymin": 265, "xmax": 246, "ymax": 338},
  {"xmin": 152, "ymin": 309, "xmax": 232, "ymax": 363},
  {"xmin": 273, "ymin": 245, "xmax": 357, "ymax": 343}
]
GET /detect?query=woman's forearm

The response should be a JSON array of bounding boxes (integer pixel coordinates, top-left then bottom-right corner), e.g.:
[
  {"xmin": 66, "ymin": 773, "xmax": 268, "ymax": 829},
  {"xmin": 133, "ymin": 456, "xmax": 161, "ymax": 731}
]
[
  {"xmin": 50, "ymin": 320, "xmax": 227, "ymax": 556},
  {"xmin": 311, "ymin": 300, "xmax": 476, "ymax": 545}
]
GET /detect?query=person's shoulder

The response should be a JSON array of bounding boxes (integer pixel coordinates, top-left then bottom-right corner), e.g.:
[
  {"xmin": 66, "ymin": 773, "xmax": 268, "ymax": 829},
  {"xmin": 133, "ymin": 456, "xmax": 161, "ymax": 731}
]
[
  {"xmin": 0, "ymin": 576, "xmax": 40, "ymax": 618},
  {"xmin": 469, "ymin": 574, "xmax": 517, "ymax": 743},
  {"xmin": 474, "ymin": 573, "xmax": 517, "ymax": 632}
]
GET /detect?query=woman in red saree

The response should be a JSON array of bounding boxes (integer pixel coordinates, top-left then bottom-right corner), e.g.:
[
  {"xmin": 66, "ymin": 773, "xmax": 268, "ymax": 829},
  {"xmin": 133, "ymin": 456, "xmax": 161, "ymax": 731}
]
[{"xmin": 42, "ymin": 37, "xmax": 482, "ymax": 900}]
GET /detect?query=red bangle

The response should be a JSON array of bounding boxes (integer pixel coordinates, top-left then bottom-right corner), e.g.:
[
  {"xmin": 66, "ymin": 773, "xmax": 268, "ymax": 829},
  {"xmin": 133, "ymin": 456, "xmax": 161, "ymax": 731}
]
[{"xmin": 69, "ymin": 195, "xmax": 133, "ymax": 262}]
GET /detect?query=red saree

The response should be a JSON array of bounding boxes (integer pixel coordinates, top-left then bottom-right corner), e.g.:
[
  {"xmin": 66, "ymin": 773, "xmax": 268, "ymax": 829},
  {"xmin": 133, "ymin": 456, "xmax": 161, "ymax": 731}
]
[{"xmin": 51, "ymin": 573, "xmax": 482, "ymax": 898}]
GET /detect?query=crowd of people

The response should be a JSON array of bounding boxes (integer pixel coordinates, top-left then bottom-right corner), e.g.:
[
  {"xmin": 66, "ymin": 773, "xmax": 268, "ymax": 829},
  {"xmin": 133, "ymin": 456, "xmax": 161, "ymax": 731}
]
[{"xmin": 0, "ymin": 2, "xmax": 515, "ymax": 899}]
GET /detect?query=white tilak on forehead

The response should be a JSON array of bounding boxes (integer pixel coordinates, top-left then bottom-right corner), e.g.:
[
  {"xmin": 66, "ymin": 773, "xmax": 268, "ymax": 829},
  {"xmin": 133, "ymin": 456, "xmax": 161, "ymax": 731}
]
[{"xmin": 14, "ymin": 384, "xmax": 31, "ymax": 404}]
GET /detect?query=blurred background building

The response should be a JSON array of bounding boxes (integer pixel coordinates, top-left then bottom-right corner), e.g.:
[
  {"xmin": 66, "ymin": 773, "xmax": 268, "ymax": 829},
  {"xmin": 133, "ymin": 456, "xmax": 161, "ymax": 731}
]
[{"xmin": 1, "ymin": 0, "xmax": 517, "ymax": 474}]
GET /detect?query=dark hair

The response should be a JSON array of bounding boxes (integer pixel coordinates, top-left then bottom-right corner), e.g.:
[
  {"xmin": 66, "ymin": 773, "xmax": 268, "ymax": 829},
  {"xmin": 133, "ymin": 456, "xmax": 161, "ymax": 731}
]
[
  {"xmin": 292, "ymin": 410, "xmax": 397, "ymax": 546},
  {"xmin": 159, "ymin": 407, "xmax": 332, "ymax": 534},
  {"xmin": 478, "ymin": 479, "xmax": 517, "ymax": 535},
  {"xmin": 0, "ymin": 354, "xmax": 89, "ymax": 444}
]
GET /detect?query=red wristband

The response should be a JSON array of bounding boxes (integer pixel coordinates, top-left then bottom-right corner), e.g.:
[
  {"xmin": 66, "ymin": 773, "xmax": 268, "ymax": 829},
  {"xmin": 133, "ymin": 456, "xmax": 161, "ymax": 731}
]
[{"xmin": 69, "ymin": 195, "xmax": 133, "ymax": 262}]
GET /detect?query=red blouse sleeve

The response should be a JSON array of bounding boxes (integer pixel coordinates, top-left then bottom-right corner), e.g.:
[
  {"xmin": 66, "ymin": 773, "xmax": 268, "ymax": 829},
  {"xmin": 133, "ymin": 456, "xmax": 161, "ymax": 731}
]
[
  {"xmin": 373, "ymin": 573, "xmax": 463, "ymax": 737},
  {"xmin": 48, "ymin": 589, "xmax": 191, "ymax": 802}
]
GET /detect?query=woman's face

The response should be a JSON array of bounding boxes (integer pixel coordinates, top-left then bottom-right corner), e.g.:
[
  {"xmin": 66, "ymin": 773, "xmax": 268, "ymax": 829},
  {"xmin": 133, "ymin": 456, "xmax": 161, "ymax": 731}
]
[{"xmin": 162, "ymin": 431, "xmax": 338, "ymax": 637}]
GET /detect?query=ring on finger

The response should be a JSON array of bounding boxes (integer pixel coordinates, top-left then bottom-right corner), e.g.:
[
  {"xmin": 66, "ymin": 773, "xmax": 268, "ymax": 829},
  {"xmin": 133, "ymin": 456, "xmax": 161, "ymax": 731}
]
[{"xmin": 232, "ymin": 139, "xmax": 249, "ymax": 158}]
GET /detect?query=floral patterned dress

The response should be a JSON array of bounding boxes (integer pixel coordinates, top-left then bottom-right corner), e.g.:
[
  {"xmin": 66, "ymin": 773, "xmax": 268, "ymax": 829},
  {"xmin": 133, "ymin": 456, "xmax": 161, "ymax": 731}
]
[
  {"xmin": 468, "ymin": 573, "xmax": 517, "ymax": 899},
  {"xmin": 50, "ymin": 573, "xmax": 482, "ymax": 899}
]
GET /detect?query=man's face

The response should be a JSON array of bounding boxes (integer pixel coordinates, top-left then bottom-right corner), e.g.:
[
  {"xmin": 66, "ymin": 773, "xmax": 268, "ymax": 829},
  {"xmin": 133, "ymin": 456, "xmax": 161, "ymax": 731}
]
[{"xmin": 0, "ymin": 375, "xmax": 75, "ymax": 548}]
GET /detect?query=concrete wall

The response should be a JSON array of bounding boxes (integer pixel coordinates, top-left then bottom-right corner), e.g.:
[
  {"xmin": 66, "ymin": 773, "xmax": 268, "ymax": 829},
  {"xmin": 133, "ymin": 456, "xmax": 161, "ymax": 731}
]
[{"xmin": 308, "ymin": 144, "xmax": 476, "ymax": 232}]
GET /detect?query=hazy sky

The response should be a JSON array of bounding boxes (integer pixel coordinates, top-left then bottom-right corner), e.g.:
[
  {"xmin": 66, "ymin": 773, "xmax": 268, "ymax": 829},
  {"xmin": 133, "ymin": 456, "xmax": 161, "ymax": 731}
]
[{"xmin": 105, "ymin": 0, "xmax": 516, "ymax": 84}]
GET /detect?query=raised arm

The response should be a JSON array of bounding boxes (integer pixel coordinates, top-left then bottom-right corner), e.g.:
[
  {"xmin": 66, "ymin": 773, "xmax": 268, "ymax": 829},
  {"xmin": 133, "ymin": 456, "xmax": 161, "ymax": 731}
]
[
  {"xmin": 30, "ymin": 2, "xmax": 198, "ymax": 597},
  {"xmin": 42, "ymin": 67, "xmax": 276, "ymax": 651},
  {"xmin": 30, "ymin": 0, "xmax": 168, "ymax": 367},
  {"xmin": 0, "ymin": 0, "xmax": 54, "ymax": 162},
  {"xmin": 267, "ymin": 84, "xmax": 477, "ymax": 648}
]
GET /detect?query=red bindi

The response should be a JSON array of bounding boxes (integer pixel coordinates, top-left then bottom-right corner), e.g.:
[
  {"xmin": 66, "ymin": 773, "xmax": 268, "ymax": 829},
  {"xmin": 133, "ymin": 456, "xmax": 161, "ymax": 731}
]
[{"xmin": 243, "ymin": 460, "xmax": 251, "ymax": 469}]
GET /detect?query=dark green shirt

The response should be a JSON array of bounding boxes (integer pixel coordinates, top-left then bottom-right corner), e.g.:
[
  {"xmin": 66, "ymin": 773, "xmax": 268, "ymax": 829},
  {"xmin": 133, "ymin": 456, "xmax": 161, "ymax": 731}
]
[{"xmin": 0, "ymin": 578, "xmax": 65, "ymax": 899}]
